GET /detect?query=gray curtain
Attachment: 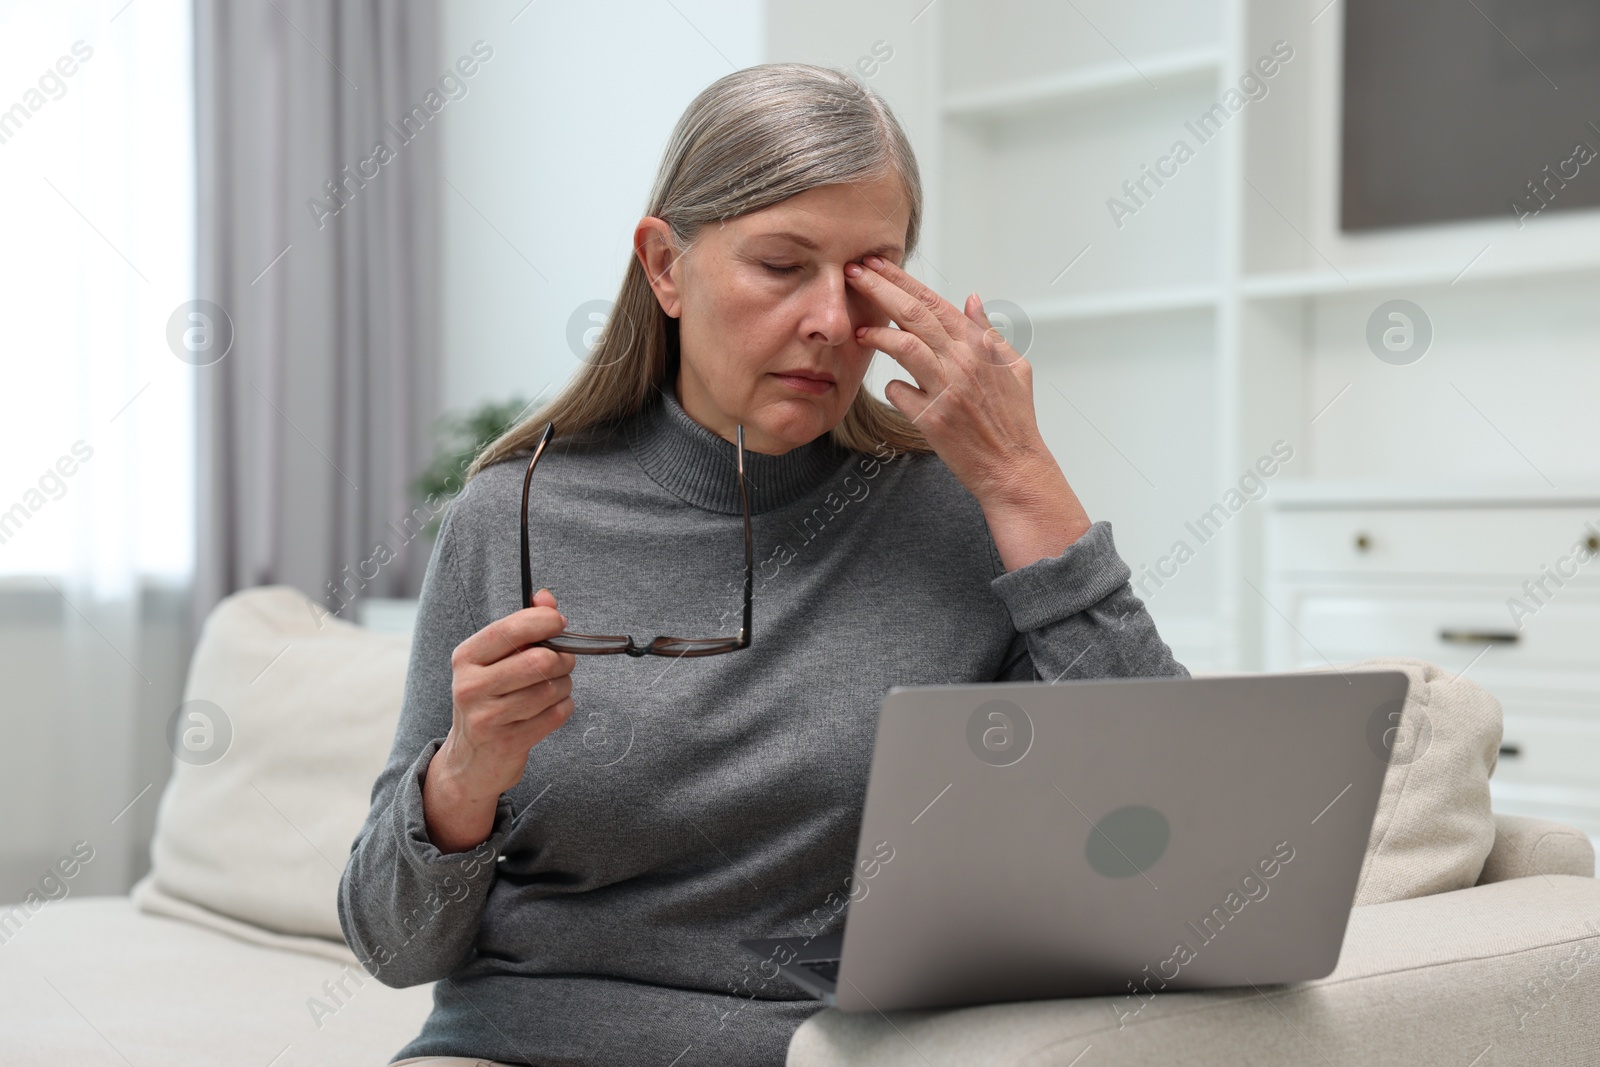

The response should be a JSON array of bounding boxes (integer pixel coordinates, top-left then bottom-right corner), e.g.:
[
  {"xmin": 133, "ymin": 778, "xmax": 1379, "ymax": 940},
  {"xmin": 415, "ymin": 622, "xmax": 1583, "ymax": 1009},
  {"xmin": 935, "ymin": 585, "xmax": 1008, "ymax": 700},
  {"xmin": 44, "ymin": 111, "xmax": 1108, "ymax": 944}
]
[{"xmin": 192, "ymin": 0, "xmax": 441, "ymax": 639}]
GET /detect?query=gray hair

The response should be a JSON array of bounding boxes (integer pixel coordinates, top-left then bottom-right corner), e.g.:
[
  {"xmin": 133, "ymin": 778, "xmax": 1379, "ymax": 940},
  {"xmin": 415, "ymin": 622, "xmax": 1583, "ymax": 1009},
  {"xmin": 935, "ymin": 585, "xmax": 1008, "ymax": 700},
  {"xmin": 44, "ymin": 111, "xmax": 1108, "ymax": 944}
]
[
  {"xmin": 467, "ymin": 62, "xmax": 930, "ymax": 481},
  {"xmin": 649, "ymin": 62, "xmax": 922, "ymax": 258}
]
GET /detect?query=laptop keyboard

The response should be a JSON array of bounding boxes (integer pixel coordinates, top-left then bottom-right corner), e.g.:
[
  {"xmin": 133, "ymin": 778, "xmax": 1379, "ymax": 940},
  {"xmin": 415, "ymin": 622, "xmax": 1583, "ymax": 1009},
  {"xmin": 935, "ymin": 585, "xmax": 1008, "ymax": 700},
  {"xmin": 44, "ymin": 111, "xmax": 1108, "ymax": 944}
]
[{"xmin": 799, "ymin": 958, "xmax": 840, "ymax": 984}]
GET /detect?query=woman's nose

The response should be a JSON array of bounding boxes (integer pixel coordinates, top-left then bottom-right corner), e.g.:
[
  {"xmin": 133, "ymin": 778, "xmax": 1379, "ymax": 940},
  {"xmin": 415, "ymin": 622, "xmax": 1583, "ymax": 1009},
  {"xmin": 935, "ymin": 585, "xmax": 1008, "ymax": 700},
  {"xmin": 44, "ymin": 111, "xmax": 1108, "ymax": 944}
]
[{"xmin": 803, "ymin": 270, "xmax": 854, "ymax": 346}]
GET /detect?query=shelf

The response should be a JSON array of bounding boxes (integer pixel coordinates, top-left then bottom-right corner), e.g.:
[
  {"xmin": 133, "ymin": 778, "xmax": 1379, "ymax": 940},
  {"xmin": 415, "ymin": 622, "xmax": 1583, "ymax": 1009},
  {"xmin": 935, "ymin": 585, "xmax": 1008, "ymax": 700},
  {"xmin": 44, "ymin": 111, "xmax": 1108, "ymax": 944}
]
[
  {"xmin": 1240, "ymin": 251, "xmax": 1600, "ymax": 299},
  {"xmin": 1267, "ymin": 481, "xmax": 1600, "ymax": 509},
  {"xmin": 1022, "ymin": 283, "xmax": 1218, "ymax": 324},
  {"xmin": 941, "ymin": 47, "xmax": 1221, "ymax": 122}
]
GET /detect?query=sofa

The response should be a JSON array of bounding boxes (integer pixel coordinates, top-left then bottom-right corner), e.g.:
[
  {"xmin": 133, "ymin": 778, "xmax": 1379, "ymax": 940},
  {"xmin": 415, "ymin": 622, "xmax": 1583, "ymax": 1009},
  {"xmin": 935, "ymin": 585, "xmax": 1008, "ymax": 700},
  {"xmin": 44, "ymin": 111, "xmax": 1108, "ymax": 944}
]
[{"xmin": 2, "ymin": 585, "xmax": 1596, "ymax": 1066}]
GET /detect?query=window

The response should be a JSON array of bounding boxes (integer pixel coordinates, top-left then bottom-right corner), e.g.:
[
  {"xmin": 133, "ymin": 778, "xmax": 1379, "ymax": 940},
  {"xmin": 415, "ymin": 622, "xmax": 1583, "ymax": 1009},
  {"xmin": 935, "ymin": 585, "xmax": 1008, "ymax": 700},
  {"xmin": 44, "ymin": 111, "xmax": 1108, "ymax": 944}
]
[{"xmin": 0, "ymin": 0, "xmax": 194, "ymax": 585}]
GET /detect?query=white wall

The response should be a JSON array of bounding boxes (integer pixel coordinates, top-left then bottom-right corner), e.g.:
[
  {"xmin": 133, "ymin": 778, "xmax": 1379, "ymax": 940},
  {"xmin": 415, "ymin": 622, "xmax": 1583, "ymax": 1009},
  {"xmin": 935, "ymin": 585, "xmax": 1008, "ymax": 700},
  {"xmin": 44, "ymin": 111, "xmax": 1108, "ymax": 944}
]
[{"xmin": 437, "ymin": 1, "xmax": 765, "ymax": 414}]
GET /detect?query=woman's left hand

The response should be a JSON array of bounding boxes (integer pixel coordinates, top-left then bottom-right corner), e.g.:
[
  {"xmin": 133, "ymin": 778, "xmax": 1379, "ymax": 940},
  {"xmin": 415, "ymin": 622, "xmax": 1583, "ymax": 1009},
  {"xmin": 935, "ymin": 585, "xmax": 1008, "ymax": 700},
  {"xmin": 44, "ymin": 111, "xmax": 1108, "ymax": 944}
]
[{"xmin": 844, "ymin": 255, "xmax": 1093, "ymax": 570}]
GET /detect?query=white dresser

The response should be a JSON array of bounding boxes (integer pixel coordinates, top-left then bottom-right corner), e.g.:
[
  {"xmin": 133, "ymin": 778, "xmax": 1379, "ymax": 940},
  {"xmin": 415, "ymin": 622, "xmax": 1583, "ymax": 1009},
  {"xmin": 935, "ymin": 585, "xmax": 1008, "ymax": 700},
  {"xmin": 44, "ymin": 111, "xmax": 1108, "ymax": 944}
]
[{"xmin": 1263, "ymin": 485, "xmax": 1600, "ymax": 847}]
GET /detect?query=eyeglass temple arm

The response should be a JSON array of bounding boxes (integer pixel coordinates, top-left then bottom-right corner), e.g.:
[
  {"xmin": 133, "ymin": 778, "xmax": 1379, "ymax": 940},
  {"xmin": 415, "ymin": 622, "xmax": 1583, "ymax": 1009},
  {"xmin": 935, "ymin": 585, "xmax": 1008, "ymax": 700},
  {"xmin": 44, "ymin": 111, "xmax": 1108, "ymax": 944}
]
[
  {"xmin": 736, "ymin": 424, "xmax": 753, "ymax": 647},
  {"xmin": 519, "ymin": 422, "xmax": 556, "ymax": 613}
]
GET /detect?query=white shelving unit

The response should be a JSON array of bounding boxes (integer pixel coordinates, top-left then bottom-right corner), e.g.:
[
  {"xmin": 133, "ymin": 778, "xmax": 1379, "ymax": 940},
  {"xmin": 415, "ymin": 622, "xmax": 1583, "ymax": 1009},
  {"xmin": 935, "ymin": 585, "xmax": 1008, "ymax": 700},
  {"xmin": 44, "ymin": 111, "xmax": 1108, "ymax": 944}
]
[
  {"xmin": 769, "ymin": 0, "xmax": 1600, "ymax": 675},
  {"xmin": 765, "ymin": 0, "xmax": 1600, "ymax": 837},
  {"xmin": 899, "ymin": 0, "xmax": 1600, "ymax": 675}
]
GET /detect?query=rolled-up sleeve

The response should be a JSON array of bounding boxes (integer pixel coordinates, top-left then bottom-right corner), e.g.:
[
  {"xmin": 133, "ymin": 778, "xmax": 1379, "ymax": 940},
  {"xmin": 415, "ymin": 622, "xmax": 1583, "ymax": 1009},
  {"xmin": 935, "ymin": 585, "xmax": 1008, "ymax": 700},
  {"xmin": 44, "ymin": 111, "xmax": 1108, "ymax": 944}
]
[{"xmin": 989, "ymin": 520, "xmax": 1189, "ymax": 683}]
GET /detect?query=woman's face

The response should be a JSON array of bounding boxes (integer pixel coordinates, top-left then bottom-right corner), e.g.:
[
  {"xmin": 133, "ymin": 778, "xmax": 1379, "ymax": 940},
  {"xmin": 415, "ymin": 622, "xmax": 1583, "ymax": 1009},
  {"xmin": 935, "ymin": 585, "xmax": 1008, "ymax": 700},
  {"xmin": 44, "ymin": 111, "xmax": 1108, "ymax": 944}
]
[{"xmin": 635, "ymin": 174, "xmax": 911, "ymax": 454}]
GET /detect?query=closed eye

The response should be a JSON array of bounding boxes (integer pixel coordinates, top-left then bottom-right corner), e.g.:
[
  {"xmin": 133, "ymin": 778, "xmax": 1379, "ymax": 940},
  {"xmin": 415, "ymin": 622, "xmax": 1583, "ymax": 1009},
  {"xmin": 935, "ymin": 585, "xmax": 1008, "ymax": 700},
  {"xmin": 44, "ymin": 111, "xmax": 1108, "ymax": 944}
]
[{"xmin": 763, "ymin": 263, "xmax": 803, "ymax": 275}]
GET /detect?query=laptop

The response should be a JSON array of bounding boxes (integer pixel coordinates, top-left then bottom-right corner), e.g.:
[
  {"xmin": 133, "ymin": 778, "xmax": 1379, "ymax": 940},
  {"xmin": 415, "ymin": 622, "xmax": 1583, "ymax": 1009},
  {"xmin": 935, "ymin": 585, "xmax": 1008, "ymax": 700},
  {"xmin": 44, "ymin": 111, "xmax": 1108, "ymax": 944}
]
[{"xmin": 739, "ymin": 669, "xmax": 1410, "ymax": 1013}]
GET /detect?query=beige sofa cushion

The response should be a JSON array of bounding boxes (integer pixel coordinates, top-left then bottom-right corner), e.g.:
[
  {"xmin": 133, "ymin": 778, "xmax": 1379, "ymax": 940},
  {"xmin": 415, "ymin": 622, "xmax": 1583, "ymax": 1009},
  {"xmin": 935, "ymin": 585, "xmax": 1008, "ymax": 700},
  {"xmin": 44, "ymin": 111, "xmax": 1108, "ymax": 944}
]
[
  {"xmin": 1480, "ymin": 813, "xmax": 1597, "ymax": 883},
  {"xmin": 0, "ymin": 896, "xmax": 433, "ymax": 1066},
  {"xmin": 144, "ymin": 585, "xmax": 409, "ymax": 946}
]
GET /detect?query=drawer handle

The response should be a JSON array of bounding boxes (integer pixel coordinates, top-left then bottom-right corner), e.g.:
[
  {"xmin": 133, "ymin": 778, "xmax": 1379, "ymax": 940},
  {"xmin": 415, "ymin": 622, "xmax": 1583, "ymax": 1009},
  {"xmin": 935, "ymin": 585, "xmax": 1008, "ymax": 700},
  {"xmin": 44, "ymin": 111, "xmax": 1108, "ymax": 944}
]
[
  {"xmin": 1499, "ymin": 743, "xmax": 1521, "ymax": 758},
  {"xmin": 1438, "ymin": 629, "xmax": 1520, "ymax": 645}
]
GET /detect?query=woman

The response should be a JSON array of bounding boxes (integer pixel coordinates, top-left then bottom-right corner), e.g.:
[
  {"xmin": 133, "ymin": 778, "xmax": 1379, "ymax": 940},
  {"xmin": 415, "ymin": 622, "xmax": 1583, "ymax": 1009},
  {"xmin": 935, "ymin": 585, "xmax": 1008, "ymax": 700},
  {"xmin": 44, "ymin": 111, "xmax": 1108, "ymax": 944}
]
[{"xmin": 338, "ymin": 62, "xmax": 1187, "ymax": 1067}]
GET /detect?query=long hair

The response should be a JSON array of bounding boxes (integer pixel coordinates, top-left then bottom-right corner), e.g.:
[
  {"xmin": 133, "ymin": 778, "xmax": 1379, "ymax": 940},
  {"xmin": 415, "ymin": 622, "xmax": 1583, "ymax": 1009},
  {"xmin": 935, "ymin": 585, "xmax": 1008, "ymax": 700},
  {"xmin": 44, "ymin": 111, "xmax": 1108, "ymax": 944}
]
[{"xmin": 465, "ymin": 63, "xmax": 931, "ymax": 482}]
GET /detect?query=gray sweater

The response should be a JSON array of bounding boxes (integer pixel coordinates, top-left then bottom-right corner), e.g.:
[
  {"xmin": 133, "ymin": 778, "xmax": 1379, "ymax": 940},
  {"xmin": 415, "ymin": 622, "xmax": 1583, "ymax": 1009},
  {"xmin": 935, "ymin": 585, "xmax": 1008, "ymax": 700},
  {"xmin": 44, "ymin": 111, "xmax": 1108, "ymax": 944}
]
[{"xmin": 337, "ymin": 386, "xmax": 1189, "ymax": 1066}]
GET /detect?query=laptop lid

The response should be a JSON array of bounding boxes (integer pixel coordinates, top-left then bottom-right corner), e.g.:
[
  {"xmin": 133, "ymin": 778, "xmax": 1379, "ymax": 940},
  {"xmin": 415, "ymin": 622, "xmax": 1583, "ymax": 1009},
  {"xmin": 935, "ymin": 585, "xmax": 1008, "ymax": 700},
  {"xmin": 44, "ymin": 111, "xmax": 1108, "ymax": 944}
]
[{"xmin": 821, "ymin": 669, "xmax": 1408, "ymax": 1013}]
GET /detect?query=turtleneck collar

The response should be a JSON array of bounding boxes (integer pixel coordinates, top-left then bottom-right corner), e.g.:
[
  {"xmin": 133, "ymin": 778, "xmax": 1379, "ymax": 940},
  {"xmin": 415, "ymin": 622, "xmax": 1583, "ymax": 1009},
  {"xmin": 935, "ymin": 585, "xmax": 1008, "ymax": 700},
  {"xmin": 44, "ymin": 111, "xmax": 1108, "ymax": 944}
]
[{"xmin": 626, "ymin": 385, "xmax": 852, "ymax": 515}]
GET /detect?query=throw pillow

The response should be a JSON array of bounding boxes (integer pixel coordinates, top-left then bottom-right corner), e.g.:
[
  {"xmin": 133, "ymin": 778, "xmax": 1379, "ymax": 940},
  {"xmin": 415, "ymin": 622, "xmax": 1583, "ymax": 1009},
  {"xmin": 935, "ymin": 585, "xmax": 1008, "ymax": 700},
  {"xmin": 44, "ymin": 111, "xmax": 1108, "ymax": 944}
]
[
  {"xmin": 144, "ymin": 585, "xmax": 411, "ymax": 942},
  {"xmin": 1308, "ymin": 656, "xmax": 1502, "ymax": 905}
]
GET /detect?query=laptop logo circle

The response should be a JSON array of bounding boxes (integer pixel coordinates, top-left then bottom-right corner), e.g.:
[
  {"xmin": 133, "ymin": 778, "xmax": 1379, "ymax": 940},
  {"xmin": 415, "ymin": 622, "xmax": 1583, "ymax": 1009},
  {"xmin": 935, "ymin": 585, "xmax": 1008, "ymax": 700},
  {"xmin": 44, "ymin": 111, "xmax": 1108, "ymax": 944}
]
[
  {"xmin": 966, "ymin": 699, "xmax": 1034, "ymax": 767},
  {"xmin": 1086, "ymin": 805, "xmax": 1170, "ymax": 877}
]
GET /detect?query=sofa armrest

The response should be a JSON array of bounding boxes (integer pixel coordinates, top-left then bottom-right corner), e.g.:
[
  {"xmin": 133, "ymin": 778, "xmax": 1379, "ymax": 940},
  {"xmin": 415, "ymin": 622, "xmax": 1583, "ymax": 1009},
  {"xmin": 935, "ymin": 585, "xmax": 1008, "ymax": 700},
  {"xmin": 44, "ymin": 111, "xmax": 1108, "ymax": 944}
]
[{"xmin": 1476, "ymin": 813, "xmax": 1595, "ymax": 884}]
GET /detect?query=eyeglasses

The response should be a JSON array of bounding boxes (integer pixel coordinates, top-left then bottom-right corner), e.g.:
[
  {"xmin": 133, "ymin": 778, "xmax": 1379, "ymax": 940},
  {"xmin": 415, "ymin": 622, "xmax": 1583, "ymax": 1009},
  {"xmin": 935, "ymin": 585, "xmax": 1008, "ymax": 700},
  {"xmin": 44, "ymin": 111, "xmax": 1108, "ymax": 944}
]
[{"xmin": 518, "ymin": 421, "xmax": 753, "ymax": 657}]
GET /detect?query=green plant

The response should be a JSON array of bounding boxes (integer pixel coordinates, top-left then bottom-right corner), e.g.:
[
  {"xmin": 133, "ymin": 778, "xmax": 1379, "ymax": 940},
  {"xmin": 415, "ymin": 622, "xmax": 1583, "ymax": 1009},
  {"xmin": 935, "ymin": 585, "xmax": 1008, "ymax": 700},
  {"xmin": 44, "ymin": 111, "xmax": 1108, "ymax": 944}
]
[{"xmin": 412, "ymin": 395, "xmax": 532, "ymax": 539}]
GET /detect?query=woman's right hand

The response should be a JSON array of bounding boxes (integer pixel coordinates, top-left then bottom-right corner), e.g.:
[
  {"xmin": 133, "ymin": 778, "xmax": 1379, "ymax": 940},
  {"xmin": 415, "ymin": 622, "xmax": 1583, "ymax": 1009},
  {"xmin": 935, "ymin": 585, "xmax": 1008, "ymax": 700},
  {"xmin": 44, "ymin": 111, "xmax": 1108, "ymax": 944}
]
[{"xmin": 422, "ymin": 587, "xmax": 577, "ymax": 853}]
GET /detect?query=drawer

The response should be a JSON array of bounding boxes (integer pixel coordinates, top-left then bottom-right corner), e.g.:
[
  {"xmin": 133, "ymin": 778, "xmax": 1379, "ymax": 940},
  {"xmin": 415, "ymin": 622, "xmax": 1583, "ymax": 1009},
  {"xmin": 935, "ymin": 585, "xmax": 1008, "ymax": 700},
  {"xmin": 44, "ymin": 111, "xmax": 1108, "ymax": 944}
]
[
  {"xmin": 1268, "ymin": 507, "xmax": 1600, "ymax": 577},
  {"xmin": 1496, "ymin": 711, "xmax": 1600, "ymax": 789},
  {"xmin": 1281, "ymin": 592, "xmax": 1600, "ymax": 673}
]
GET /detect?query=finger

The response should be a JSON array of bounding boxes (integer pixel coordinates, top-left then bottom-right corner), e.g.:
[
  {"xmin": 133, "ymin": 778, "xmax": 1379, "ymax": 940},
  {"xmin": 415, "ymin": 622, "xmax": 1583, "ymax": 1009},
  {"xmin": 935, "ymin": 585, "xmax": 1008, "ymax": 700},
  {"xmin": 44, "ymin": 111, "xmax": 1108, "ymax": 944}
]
[
  {"xmin": 843, "ymin": 261, "xmax": 954, "ymax": 352},
  {"xmin": 531, "ymin": 587, "xmax": 559, "ymax": 611},
  {"xmin": 963, "ymin": 292, "xmax": 988, "ymax": 329},
  {"xmin": 861, "ymin": 295, "xmax": 962, "ymax": 431},
  {"xmin": 519, "ymin": 696, "xmax": 575, "ymax": 739},
  {"xmin": 882, "ymin": 376, "xmax": 941, "ymax": 427},
  {"xmin": 482, "ymin": 645, "xmax": 575, "ymax": 700},
  {"xmin": 967, "ymin": 293, "xmax": 1026, "ymax": 368},
  {"xmin": 493, "ymin": 666, "xmax": 574, "ymax": 711},
  {"xmin": 456, "ymin": 604, "xmax": 569, "ymax": 669},
  {"xmin": 861, "ymin": 256, "xmax": 977, "ymax": 340},
  {"xmin": 855, "ymin": 324, "xmax": 941, "ymax": 386},
  {"xmin": 494, "ymin": 692, "xmax": 575, "ymax": 737}
]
